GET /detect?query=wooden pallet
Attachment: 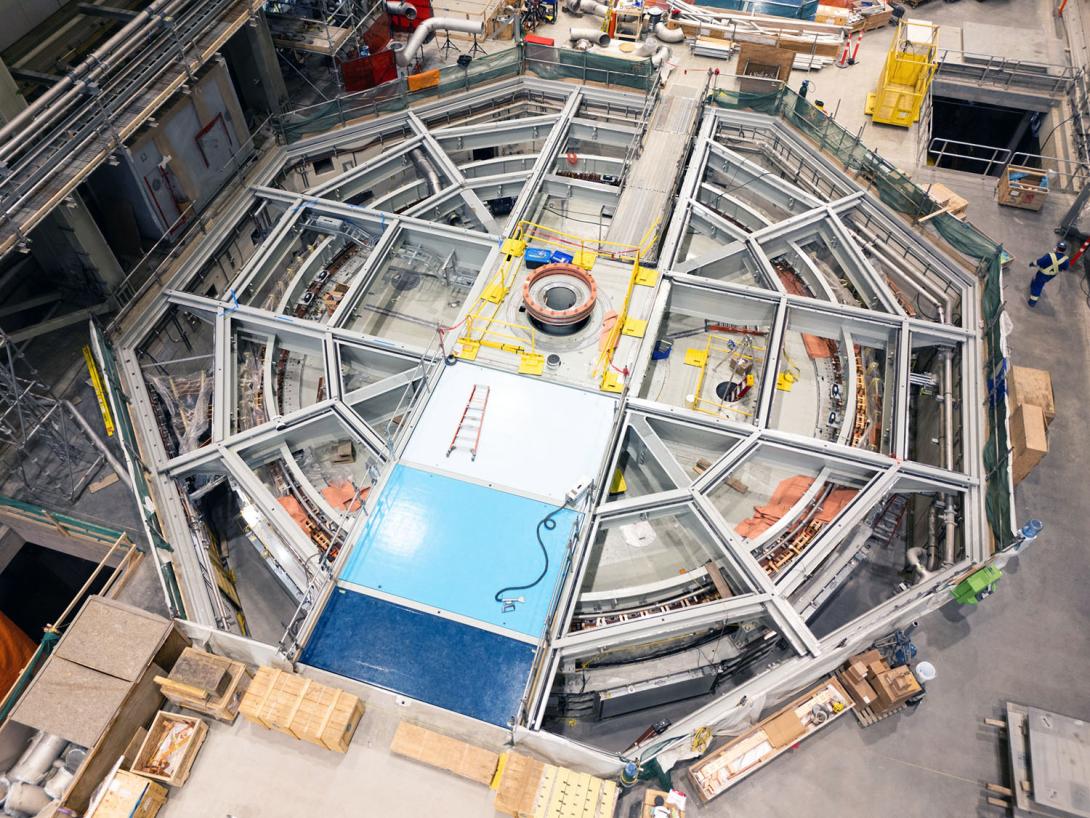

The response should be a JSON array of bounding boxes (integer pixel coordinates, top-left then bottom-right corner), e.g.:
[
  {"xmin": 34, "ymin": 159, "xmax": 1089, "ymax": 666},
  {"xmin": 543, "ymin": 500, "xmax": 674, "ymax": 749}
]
[{"xmin": 851, "ymin": 702, "xmax": 906, "ymax": 727}]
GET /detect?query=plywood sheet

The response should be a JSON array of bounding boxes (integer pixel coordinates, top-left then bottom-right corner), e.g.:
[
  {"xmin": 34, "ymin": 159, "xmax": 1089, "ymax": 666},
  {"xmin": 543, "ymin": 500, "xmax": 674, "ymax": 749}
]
[
  {"xmin": 9, "ymin": 657, "xmax": 131, "ymax": 747},
  {"xmin": 54, "ymin": 596, "xmax": 171, "ymax": 682},
  {"xmin": 390, "ymin": 722, "xmax": 499, "ymax": 785}
]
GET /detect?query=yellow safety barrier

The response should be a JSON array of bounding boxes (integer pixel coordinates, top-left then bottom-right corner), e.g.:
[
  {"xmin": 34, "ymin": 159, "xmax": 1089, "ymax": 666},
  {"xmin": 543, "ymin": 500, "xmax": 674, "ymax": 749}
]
[{"xmin": 683, "ymin": 334, "xmax": 762, "ymax": 418}]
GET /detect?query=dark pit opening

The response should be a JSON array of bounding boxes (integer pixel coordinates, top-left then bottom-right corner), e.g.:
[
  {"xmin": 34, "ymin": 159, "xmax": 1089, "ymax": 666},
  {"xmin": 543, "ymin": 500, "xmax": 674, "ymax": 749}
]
[
  {"xmin": 929, "ymin": 97, "xmax": 1041, "ymax": 176},
  {"xmin": 543, "ymin": 285, "xmax": 578, "ymax": 311}
]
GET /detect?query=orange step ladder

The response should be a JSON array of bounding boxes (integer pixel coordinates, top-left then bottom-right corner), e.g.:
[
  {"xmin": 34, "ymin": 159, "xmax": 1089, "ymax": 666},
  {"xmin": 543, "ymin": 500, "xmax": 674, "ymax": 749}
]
[{"xmin": 446, "ymin": 384, "xmax": 490, "ymax": 460}]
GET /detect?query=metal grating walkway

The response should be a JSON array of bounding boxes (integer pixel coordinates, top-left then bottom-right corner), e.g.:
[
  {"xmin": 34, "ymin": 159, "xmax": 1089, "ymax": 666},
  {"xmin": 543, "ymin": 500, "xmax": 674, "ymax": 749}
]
[{"xmin": 605, "ymin": 87, "xmax": 702, "ymax": 256}]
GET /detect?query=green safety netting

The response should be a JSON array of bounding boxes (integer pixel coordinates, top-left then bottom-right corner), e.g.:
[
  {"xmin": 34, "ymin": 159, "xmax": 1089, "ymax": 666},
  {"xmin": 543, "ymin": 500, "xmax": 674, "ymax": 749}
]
[
  {"xmin": 710, "ymin": 84, "xmax": 1014, "ymax": 547},
  {"xmin": 522, "ymin": 44, "xmax": 655, "ymax": 90}
]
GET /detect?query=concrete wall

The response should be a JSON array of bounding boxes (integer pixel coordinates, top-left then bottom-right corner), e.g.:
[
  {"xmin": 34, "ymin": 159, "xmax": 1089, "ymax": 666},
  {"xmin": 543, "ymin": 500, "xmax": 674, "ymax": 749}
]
[
  {"xmin": 127, "ymin": 62, "xmax": 251, "ymax": 237},
  {"xmin": 0, "ymin": 0, "xmax": 65, "ymax": 51}
]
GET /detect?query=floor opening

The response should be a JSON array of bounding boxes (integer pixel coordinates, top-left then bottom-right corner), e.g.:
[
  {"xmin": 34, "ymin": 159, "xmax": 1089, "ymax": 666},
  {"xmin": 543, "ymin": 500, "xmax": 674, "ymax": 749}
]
[{"xmin": 929, "ymin": 97, "xmax": 1041, "ymax": 176}]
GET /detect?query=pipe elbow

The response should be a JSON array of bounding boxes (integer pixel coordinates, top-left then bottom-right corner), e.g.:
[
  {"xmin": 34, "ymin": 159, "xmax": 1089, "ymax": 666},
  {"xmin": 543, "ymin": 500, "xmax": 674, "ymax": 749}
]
[
  {"xmin": 653, "ymin": 21, "xmax": 686, "ymax": 43},
  {"xmin": 396, "ymin": 17, "xmax": 484, "ymax": 66},
  {"xmin": 569, "ymin": 27, "xmax": 610, "ymax": 47},
  {"xmin": 385, "ymin": 1, "xmax": 418, "ymax": 19}
]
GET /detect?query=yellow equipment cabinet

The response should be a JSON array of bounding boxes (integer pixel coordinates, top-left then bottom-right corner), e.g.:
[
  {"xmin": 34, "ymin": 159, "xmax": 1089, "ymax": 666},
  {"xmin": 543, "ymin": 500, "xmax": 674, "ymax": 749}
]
[{"xmin": 865, "ymin": 19, "xmax": 939, "ymax": 128}]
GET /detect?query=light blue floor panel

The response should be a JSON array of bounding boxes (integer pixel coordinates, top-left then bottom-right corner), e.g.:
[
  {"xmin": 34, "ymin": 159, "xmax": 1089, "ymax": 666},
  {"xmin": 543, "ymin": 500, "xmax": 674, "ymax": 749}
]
[{"xmin": 339, "ymin": 465, "xmax": 577, "ymax": 638}]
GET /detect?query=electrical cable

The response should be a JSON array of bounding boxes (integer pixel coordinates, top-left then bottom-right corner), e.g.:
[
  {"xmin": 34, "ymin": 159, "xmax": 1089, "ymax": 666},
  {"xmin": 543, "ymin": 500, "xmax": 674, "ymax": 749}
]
[{"xmin": 493, "ymin": 499, "xmax": 569, "ymax": 603}]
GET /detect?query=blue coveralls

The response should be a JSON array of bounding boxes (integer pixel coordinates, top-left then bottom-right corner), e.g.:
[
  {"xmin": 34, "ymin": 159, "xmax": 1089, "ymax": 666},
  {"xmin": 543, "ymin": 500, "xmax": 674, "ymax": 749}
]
[{"xmin": 1028, "ymin": 251, "xmax": 1070, "ymax": 306}]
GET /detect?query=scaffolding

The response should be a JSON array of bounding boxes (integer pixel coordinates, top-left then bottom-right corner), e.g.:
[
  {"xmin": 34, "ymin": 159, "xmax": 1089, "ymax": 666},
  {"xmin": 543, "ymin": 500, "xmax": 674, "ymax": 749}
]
[{"xmin": 0, "ymin": 329, "xmax": 104, "ymax": 504}]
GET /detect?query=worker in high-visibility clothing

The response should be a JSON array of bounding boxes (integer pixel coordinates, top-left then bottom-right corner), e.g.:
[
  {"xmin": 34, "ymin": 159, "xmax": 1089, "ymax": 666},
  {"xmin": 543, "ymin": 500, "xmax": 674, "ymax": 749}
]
[{"xmin": 1027, "ymin": 241, "xmax": 1070, "ymax": 307}]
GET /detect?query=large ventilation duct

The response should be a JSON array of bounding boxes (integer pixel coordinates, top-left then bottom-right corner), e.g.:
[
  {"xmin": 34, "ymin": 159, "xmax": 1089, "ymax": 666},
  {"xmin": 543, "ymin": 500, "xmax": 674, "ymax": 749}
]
[
  {"xmin": 408, "ymin": 148, "xmax": 442, "ymax": 196},
  {"xmin": 653, "ymin": 22, "xmax": 686, "ymax": 43},
  {"xmin": 395, "ymin": 18, "xmax": 485, "ymax": 66},
  {"xmin": 385, "ymin": 1, "xmax": 418, "ymax": 18},
  {"xmin": 567, "ymin": 0, "xmax": 609, "ymax": 16},
  {"xmin": 570, "ymin": 27, "xmax": 610, "ymax": 46}
]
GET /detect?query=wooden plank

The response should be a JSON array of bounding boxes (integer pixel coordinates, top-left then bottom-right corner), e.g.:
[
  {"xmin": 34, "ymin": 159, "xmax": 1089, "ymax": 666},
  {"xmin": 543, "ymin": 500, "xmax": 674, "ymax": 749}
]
[
  {"xmin": 495, "ymin": 752, "xmax": 546, "ymax": 817},
  {"xmin": 239, "ymin": 667, "xmax": 362, "ymax": 751},
  {"xmin": 391, "ymin": 722, "xmax": 500, "ymax": 785}
]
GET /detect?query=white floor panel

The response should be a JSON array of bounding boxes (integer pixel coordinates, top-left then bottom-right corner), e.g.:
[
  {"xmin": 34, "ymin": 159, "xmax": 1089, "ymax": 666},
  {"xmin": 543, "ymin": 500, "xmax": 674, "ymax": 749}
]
[{"xmin": 401, "ymin": 361, "xmax": 618, "ymax": 504}]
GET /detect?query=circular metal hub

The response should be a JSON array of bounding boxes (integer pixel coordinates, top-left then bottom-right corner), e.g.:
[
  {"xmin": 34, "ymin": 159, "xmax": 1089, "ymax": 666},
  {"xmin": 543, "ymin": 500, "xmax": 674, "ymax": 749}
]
[{"xmin": 522, "ymin": 262, "xmax": 598, "ymax": 334}]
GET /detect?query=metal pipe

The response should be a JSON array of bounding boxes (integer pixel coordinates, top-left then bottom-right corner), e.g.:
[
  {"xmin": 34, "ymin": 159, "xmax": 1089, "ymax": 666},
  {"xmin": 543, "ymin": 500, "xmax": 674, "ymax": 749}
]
[
  {"xmin": 408, "ymin": 148, "xmax": 442, "ymax": 195},
  {"xmin": 570, "ymin": 27, "xmax": 610, "ymax": 47},
  {"xmin": 385, "ymin": 1, "xmax": 418, "ymax": 18},
  {"xmin": 9, "ymin": 733, "xmax": 68, "ymax": 785},
  {"xmin": 653, "ymin": 21, "xmax": 686, "ymax": 43},
  {"xmin": 907, "ymin": 546, "xmax": 934, "ymax": 582},
  {"xmin": 0, "ymin": 0, "xmax": 183, "ymax": 157},
  {"xmin": 579, "ymin": 0, "xmax": 614, "ymax": 15},
  {"xmin": 62, "ymin": 400, "xmax": 133, "ymax": 492},
  {"xmin": 395, "ymin": 17, "xmax": 485, "ymax": 66},
  {"xmin": 651, "ymin": 45, "xmax": 673, "ymax": 67},
  {"xmin": 941, "ymin": 347, "xmax": 958, "ymax": 565}
]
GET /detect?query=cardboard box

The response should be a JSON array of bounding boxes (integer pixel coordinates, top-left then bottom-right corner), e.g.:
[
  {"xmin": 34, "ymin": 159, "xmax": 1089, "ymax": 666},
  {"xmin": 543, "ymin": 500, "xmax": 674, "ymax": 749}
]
[
  {"xmin": 762, "ymin": 710, "xmax": 806, "ymax": 749},
  {"xmin": 866, "ymin": 659, "xmax": 889, "ymax": 679},
  {"xmin": 845, "ymin": 648, "xmax": 883, "ymax": 682},
  {"xmin": 872, "ymin": 667, "xmax": 922, "ymax": 712},
  {"xmin": 1010, "ymin": 403, "xmax": 1048, "ymax": 485},
  {"xmin": 1008, "ymin": 366, "xmax": 1055, "ymax": 427},
  {"xmin": 841, "ymin": 674, "xmax": 878, "ymax": 708}
]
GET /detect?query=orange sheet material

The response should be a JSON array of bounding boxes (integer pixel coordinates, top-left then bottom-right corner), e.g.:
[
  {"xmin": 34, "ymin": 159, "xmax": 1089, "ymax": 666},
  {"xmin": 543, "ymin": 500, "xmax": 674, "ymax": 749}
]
[
  {"xmin": 407, "ymin": 68, "xmax": 440, "ymax": 92},
  {"xmin": 277, "ymin": 495, "xmax": 311, "ymax": 532},
  {"xmin": 735, "ymin": 476, "xmax": 858, "ymax": 539},
  {"xmin": 0, "ymin": 610, "xmax": 35, "ymax": 700},
  {"xmin": 321, "ymin": 481, "xmax": 369, "ymax": 512},
  {"xmin": 776, "ymin": 269, "xmax": 834, "ymax": 359}
]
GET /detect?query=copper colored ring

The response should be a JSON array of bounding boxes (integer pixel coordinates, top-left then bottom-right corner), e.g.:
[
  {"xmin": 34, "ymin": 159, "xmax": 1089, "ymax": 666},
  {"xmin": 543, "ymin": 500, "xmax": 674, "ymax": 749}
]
[{"xmin": 521, "ymin": 262, "xmax": 598, "ymax": 327}]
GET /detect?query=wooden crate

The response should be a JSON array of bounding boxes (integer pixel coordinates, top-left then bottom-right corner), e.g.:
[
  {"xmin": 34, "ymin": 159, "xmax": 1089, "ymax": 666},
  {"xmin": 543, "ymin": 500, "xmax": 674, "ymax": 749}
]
[
  {"xmin": 998, "ymin": 165, "xmax": 1049, "ymax": 211},
  {"xmin": 87, "ymin": 769, "xmax": 167, "ymax": 818},
  {"xmin": 240, "ymin": 667, "xmax": 364, "ymax": 752},
  {"xmin": 390, "ymin": 722, "xmax": 499, "ymax": 785},
  {"xmin": 131, "ymin": 711, "xmax": 208, "ymax": 788},
  {"xmin": 1008, "ymin": 366, "xmax": 1055, "ymax": 427},
  {"xmin": 156, "ymin": 646, "xmax": 249, "ymax": 723}
]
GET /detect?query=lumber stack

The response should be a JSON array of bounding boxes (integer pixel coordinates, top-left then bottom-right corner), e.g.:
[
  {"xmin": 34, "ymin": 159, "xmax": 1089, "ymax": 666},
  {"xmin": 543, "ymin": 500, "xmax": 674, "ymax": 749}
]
[
  {"xmin": 155, "ymin": 647, "xmax": 249, "ymax": 723},
  {"xmin": 387, "ymin": 721, "xmax": 618, "ymax": 817},
  {"xmin": 391, "ymin": 722, "xmax": 500, "ymax": 785},
  {"xmin": 240, "ymin": 667, "xmax": 364, "ymax": 752}
]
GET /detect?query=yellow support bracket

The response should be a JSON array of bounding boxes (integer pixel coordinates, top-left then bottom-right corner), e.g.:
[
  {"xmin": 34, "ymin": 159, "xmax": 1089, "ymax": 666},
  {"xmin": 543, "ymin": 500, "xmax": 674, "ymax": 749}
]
[
  {"xmin": 490, "ymin": 753, "xmax": 509, "ymax": 790},
  {"xmin": 573, "ymin": 249, "xmax": 597, "ymax": 271},
  {"xmin": 621, "ymin": 317, "xmax": 646, "ymax": 338},
  {"xmin": 454, "ymin": 338, "xmax": 480, "ymax": 360},
  {"xmin": 500, "ymin": 237, "xmax": 526, "ymax": 257},
  {"xmin": 684, "ymin": 348, "xmax": 708, "ymax": 367},
  {"xmin": 633, "ymin": 263, "xmax": 657, "ymax": 287},
  {"xmin": 600, "ymin": 371, "xmax": 624, "ymax": 393},
  {"xmin": 519, "ymin": 352, "xmax": 545, "ymax": 375},
  {"xmin": 481, "ymin": 280, "xmax": 508, "ymax": 304}
]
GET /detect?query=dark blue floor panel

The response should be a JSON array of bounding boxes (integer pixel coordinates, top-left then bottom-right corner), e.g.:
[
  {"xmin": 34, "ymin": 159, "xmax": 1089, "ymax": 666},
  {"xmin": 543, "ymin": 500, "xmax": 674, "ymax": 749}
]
[{"xmin": 301, "ymin": 587, "xmax": 536, "ymax": 728}]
